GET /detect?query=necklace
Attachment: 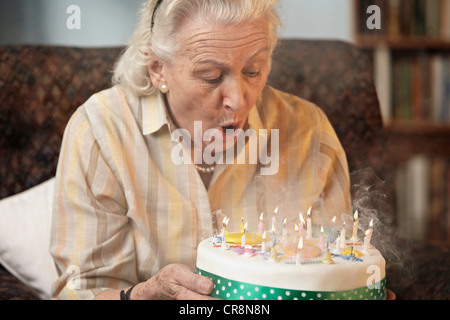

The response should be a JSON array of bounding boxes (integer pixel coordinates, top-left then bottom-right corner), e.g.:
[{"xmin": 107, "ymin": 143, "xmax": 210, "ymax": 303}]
[{"xmin": 194, "ymin": 164, "xmax": 215, "ymax": 174}]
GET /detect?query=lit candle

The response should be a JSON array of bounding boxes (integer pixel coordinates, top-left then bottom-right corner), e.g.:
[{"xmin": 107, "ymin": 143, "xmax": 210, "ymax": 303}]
[
  {"xmin": 299, "ymin": 212, "xmax": 305, "ymax": 238},
  {"xmin": 281, "ymin": 217, "xmax": 288, "ymax": 245},
  {"xmin": 282, "ymin": 217, "xmax": 287, "ymax": 235},
  {"xmin": 306, "ymin": 207, "xmax": 313, "ymax": 239},
  {"xmin": 271, "ymin": 225, "xmax": 277, "ymax": 248},
  {"xmin": 329, "ymin": 216, "xmax": 336, "ymax": 244},
  {"xmin": 296, "ymin": 237, "xmax": 303, "ymax": 265},
  {"xmin": 319, "ymin": 226, "xmax": 325, "ymax": 250},
  {"xmin": 240, "ymin": 217, "xmax": 246, "ymax": 233},
  {"xmin": 339, "ymin": 222, "xmax": 347, "ymax": 249},
  {"xmin": 258, "ymin": 212, "xmax": 264, "ymax": 234},
  {"xmin": 368, "ymin": 219, "xmax": 374, "ymax": 240},
  {"xmin": 261, "ymin": 231, "xmax": 267, "ymax": 253},
  {"xmin": 272, "ymin": 206, "xmax": 278, "ymax": 232},
  {"xmin": 241, "ymin": 223, "xmax": 248, "ymax": 248},
  {"xmin": 351, "ymin": 210, "xmax": 359, "ymax": 241}
]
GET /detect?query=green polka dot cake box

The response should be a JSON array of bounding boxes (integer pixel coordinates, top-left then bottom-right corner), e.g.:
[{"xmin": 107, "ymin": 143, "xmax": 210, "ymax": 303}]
[{"xmin": 197, "ymin": 268, "xmax": 386, "ymax": 300}]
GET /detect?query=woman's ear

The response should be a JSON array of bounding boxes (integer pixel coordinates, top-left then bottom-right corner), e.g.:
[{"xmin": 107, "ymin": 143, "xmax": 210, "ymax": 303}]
[{"xmin": 146, "ymin": 47, "xmax": 167, "ymax": 89}]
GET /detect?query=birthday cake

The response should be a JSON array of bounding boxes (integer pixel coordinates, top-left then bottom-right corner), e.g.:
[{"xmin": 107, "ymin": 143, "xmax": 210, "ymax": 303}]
[{"xmin": 196, "ymin": 213, "xmax": 386, "ymax": 300}]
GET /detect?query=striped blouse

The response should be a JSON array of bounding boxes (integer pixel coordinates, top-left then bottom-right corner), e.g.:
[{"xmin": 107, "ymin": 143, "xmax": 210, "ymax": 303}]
[{"xmin": 50, "ymin": 85, "xmax": 351, "ymax": 299}]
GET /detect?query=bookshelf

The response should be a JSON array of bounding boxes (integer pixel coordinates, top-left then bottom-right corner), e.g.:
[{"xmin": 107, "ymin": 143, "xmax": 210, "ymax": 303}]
[{"xmin": 353, "ymin": 0, "xmax": 450, "ymax": 245}]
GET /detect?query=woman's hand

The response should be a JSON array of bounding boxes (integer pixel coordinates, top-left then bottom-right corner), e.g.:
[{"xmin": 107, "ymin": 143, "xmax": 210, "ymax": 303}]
[
  {"xmin": 136, "ymin": 264, "xmax": 214, "ymax": 300},
  {"xmin": 137, "ymin": 264, "xmax": 214, "ymax": 300},
  {"xmin": 386, "ymin": 289, "xmax": 396, "ymax": 300},
  {"xmin": 95, "ymin": 264, "xmax": 214, "ymax": 300}
]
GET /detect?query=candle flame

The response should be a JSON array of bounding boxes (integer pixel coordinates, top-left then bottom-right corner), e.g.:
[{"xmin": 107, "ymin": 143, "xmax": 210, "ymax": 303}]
[
  {"xmin": 332, "ymin": 216, "xmax": 336, "ymax": 224},
  {"xmin": 283, "ymin": 217, "xmax": 287, "ymax": 226},
  {"xmin": 369, "ymin": 219, "xmax": 374, "ymax": 228},
  {"xmin": 354, "ymin": 210, "xmax": 358, "ymax": 220},
  {"xmin": 273, "ymin": 206, "xmax": 278, "ymax": 215},
  {"xmin": 307, "ymin": 206, "xmax": 312, "ymax": 217},
  {"xmin": 365, "ymin": 229, "xmax": 370, "ymax": 236},
  {"xmin": 298, "ymin": 237, "xmax": 303, "ymax": 249},
  {"xmin": 222, "ymin": 216, "xmax": 229, "ymax": 226},
  {"xmin": 263, "ymin": 231, "xmax": 266, "ymax": 240},
  {"xmin": 295, "ymin": 224, "xmax": 299, "ymax": 232},
  {"xmin": 243, "ymin": 223, "xmax": 248, "ymax": 233},
  {"xmin": 299, "ymin": 213, "xmax": 305, "ymax": 225},
  {"xmin": 260, "ymin": 212, "xmax": 264, "ymax": 221},
  {"xmin": 320, "ymin": 225, "xmax": 324, "ymax": 233}
]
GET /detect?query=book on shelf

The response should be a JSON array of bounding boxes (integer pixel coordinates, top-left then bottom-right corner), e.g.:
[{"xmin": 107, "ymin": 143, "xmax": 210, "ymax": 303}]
[
  {"xmin": 380, "ymin": 52, "xmax": 450, "ymax": 123},
  {"xmin": 396, "ymin": 155, "xmax": 450, "ymax": 244},
  {"xmin": 396, "ymin": 155, "xmax": 429, "ymax": 240},
  {"xmin": 447, "ymin": 164, "xmax": 450, "ymax": 244},
  {"xmin": 428, "ymin": 157, "xmax": 450, "ymax": 244},
  {"xmin": 428, "ymin": 157, "xmax": 447, "ymax": 242},
  {"xmin": 357, "ymin": 0, "xmax": 450, "ymax": 40},
  {"xmin": 374, "ymin": 46, "xmax": 392, "ymax": 123}
]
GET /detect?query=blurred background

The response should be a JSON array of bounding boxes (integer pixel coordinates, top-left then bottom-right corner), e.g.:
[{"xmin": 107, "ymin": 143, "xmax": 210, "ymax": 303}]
[
  {"xmin": 0, "ymin": 0, "xmax": 354, "ymax": 46},
  {"xmin": 0, "ymin": 0, "xmax": 449, "ymax": 248}
]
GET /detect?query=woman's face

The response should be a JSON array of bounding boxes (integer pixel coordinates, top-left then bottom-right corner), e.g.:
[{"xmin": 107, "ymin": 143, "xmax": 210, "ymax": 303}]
[{"xmin": 151, "ymin": 17, "xmax": 272, "ymax": 159}]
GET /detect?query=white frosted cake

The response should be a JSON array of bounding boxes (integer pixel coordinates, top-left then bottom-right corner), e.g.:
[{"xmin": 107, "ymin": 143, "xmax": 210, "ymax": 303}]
[{"xmin": 196, "ymin": 223, "xmax": 386, "ymax": 300}]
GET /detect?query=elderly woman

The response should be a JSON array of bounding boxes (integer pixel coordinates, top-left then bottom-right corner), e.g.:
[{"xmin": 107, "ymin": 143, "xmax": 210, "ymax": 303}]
[{"xmin": 50, "ymin": 0, "xmax": 352, "ymax": 300}]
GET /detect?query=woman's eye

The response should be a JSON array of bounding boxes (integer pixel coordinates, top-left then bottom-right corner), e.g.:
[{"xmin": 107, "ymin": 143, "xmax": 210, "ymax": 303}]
[
  {"xmin": 205, "ymin": 75, "xmax": 223, "ymax": 84},
  {"xmin": 245, "ymin": 71, "xmax": 260, "ymax": 78}
]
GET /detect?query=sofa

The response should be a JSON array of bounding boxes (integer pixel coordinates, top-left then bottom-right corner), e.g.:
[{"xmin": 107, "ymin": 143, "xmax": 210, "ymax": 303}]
[{"xmin": 0, "ymin": 41, "xmax": 448, "ymax": 300}]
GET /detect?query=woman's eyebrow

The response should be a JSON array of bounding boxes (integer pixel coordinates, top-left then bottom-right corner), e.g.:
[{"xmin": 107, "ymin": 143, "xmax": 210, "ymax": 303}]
[
  {"xmin": 246, "ymin": 47, "xmax": 270, "ymax": 62},
  {"xmin": 191, "ymin": 60, "xmax": 227, "ymax": 77},
  {"xmin": 191, "ymin": 46, "xmax": 271, "ymax": 75},
  {"xmin": 193, "ymin": 47, "xmax": 270, "ymax": 69},
  {"xmin": 193, "ymin": 59, "xmax": 227, "ymax": 69}
]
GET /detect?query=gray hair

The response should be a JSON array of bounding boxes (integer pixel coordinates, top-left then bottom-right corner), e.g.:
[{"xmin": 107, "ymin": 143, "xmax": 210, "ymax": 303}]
[{"xmin": 112, "ymin": 0, "xmax": 281, "ymax": 97}]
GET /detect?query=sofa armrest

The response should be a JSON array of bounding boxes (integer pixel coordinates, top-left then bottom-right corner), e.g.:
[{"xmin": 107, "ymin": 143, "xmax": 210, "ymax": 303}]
[{"xmin": 0, "ymin": 265, "xmax": 40, "ymax": 300}]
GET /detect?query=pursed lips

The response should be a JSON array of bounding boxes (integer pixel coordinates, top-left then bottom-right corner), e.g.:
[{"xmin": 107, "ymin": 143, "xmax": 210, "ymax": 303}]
[
  {"xmin": 220, "ymin": 120, "xmax": 241, "ymax": 132},
  {"xmin": 218, "ymin": 122, "xmax": 242, "ymax": 143}
]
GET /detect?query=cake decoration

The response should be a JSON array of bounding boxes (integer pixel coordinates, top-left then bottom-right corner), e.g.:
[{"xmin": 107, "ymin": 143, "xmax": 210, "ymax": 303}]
[
  {"xmin": 258, "ymin": 213, "xmax": 265, "ymax": 234},
  {"xmin": 329, "ymin": 216, "xmax": 337, "ymax": 244},
  {"xmin": 321, "ymin": 249, "xmax": 335, "ymax": 264},
  {"xmin": 305, "ymin": 207, "xmax": 313, "ymax": 240},
  {"xmin": 363, "ymin": 219, "xmax": 374, "ymax": 255},
  {"xmin": 350, "ymin": 210, "xmax": 359, "ymax": 242},
  {"xmin": 196, "ymin": 210, "xmax": 387, "ymax": 300}
]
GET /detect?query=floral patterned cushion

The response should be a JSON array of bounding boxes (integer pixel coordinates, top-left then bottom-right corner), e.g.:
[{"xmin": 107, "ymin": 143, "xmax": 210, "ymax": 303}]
[{"xmin": 0, "ymin": 46, "xmax": 123, "ymax": 200}]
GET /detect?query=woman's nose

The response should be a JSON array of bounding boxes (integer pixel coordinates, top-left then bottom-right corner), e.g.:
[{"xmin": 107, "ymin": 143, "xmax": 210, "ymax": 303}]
[{"xmin": 222, "ymin": 77, "xmax": 246, "ymax": 112}]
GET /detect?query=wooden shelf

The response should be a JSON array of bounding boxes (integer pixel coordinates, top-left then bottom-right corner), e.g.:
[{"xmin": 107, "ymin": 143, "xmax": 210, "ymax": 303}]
[
  {"xmin": 386, "ymin": 121, "xmax": 450, "ymax": 163},
  {"xmin": 386, "ymin": 120, "xmax": 450, "ymax": 134},
  {"xmin": 353, "ymin": 0, "xmax": 450, "ymax": 50},
  {"xmin": 354, "ymin": 0, "xmax": 450, "ymax": 245},
  {"xmin": 355, "ymin": 35, "xmax": 450, "ymax": 50}
]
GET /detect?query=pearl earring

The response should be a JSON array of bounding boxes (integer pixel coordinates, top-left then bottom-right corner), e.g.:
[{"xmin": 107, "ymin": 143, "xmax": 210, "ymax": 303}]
[{"xmin": 160, "ymin": 84, "xmax": 169, "ymax": 94}]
